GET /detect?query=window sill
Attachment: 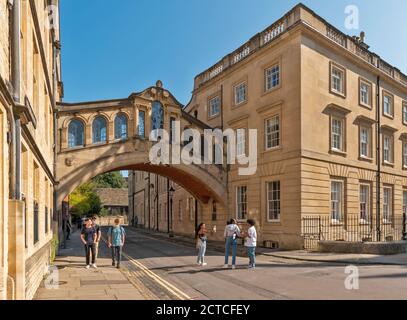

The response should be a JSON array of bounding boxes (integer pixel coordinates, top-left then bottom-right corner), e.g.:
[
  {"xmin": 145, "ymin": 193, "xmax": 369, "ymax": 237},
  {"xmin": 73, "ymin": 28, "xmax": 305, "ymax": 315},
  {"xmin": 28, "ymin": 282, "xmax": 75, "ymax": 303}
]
[
  {"xmin": 359, "ymin": 156, "xmax": 373, "ymax": 163},
  {"xmin": 329, "ymin": 149, "xmax": 347, "ymax": 157},
  {"xmin": 359, "ymin": 102, "xmax": 372, "ymax": 110},
  {"xmin": 262, "ymin": 85, "xmax": 281, "ymax": 96},
  {"xmin": 263, "ymin": 146, "xmax": 282, "ymax": 154},
  {"xmin": 330, "ymin": 89, "xmax": 346, "ymax": 99},
  {"xmin": 383, "ymin": 161, "xmax": 394, "ymax": 168},
  {"xmin": 232, "ymin": 100, "xmax": 248, "ymax": 109},
  {"xmin": 383, "ymin": 113, "xmax": 394, "ymax": 120},
  {"xmin": 330, "ymin": 220, "xmax": 344, "ymax": 226},
  {"xmin": 267, "ymin": 220, "xmax": 281, "ymax": 225},
  {"xmin": 207, "ymin": 113, "xmax": 221, "ymax": 121}
]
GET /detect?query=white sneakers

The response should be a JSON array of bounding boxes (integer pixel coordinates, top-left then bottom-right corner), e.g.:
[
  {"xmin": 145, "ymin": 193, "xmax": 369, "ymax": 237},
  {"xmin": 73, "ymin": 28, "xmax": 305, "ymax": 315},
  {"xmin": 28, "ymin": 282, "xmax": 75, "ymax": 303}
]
[
  {"xmin": 201, "ymin": 263, "xmax": 208, "ymax": 267},
  {"xmin": 92, "ymin": 264, "xmax": 98, "ymax": 269},
  {"xmin": 85, "ymin": 265, "xmax": 90, "ymax": 269},
  {"xmin": 223, "ymin": 264, "xmax": 229, "ymax": 268},
  {"xmin": 231, "ymin": 265, "xmax": 236, "ymax": 270}
]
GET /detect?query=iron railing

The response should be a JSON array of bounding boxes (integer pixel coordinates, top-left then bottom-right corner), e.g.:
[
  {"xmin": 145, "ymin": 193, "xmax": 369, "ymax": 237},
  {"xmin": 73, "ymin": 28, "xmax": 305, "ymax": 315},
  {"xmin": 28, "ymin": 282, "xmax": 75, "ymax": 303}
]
[{"xmin": 302, "ymin": 215, "xmax": 407, "ymax": 251}]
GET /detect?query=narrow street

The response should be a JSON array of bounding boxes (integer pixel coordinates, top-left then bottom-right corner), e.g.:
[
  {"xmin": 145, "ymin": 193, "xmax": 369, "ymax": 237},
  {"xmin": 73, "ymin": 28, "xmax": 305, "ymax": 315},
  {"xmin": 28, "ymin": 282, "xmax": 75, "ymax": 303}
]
[{"xmin": 114, "ymin": 228, "xmax": 407, "ymax": 300}]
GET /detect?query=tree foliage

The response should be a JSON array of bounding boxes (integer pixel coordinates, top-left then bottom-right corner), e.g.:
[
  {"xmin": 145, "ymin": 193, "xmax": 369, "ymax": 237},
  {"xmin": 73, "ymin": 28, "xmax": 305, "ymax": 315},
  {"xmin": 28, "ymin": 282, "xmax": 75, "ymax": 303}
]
[
  {"xmin": 92, "ymin": 172, "xmax": 128, "ymax": 189},
  {"xmin": 69, "ymin": 182, "xmax": 101, "ymax": 217}
]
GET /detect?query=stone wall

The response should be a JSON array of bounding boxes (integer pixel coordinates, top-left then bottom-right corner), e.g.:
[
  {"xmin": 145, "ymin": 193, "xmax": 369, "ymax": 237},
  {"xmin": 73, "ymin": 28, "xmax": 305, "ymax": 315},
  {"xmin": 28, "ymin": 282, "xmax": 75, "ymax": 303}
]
[
  {"xmin": 25, "ymin": 241, "xmax": 51, "ymax": 300},
  {"xmin": 0, "ymin": 0, "xmax": 9, "ymax": 82}
]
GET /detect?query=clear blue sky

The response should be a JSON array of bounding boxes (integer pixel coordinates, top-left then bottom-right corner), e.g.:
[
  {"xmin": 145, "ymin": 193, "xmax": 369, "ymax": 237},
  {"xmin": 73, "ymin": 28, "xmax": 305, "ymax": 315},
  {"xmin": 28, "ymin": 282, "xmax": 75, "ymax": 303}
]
[{"xmin": 60, "ymin": 0, "xmax": 407, "ymax": 105}]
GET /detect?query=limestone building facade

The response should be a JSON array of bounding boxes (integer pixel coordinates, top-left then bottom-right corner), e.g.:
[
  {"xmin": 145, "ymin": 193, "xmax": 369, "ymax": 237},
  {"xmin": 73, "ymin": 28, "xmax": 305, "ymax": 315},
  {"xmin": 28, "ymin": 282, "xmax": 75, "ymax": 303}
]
[
  {"xmin": 0, "ymin": 0, "xmax": 62, "ymax": 299},
  {"xmin": 128, "ymin": 4, "xmax": 407, "ymax": 249}
]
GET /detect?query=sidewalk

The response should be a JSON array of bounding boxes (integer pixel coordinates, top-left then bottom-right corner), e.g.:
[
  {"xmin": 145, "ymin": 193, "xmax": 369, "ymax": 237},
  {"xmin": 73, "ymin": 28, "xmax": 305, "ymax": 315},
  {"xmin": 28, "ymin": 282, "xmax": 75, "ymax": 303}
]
[
  {"xmin": 262, "ymin": 250, "xmax": 407, "ymax": 265},
  {"xmin": 34, "ymin": 231, "xmax": 145, "ymax": 300}
]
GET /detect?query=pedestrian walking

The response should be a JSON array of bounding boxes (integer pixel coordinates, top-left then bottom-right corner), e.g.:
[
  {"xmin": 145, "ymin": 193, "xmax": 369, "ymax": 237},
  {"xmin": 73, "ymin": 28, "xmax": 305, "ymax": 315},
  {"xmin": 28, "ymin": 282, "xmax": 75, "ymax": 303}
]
[
  {"xmin": 224, "ymin": 219, "xmax": 241, "ymax": 269},
  {"xmin": 196, "ymin": 223, "xmax": 207, "ymax": 266},
  {"xmin": 66, "ymin": 218, "xmax": 72, "ymax": 240},
  {"xmin": 91, "ymin": 216, "xmax": 101, "ymax": 262},
  {"xmin": 80, "ymin": 218, "xmax": 97, "ymax": 269},
  {"xmin": 107, "ymin": 218, "xmax": 126, "ymax": 269},
  {"xmin": 244, "ymin": 219, "xmax": 257, "ymax": 269}
]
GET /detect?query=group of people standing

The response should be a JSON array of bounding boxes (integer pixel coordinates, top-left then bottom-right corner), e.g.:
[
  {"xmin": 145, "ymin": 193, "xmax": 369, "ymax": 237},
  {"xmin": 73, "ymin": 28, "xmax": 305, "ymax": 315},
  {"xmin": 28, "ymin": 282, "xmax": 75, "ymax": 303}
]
[
  {"xmin": 195, "ymin": 219, "xmax": 257, "ymax": 269},
  {"xmin": 80, "ymin": 216, "xmax": 126, "ymax": 269}
]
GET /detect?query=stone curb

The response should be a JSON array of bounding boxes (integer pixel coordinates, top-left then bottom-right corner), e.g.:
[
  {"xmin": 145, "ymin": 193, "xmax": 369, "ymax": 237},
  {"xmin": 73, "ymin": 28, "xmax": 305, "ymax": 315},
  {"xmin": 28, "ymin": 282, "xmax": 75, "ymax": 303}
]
[{"xmin": 261, "ymin": 252, "xmax": 406, "ymax": 266}]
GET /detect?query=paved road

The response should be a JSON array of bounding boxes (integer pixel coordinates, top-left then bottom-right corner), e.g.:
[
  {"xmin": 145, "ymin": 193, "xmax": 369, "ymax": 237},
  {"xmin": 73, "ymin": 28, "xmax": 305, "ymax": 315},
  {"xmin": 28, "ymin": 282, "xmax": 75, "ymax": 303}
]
[{"xmin": 115, "ymin": 228, "xmax": 407, "ymax": 300}]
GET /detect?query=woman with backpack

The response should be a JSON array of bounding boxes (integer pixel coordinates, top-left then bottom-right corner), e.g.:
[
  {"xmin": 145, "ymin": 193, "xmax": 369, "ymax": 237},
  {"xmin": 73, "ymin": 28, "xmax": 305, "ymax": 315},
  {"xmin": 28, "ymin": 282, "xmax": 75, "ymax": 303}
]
[{"xmin": 196, "ymin": 223, "xmax": 207, "ymax": 267}]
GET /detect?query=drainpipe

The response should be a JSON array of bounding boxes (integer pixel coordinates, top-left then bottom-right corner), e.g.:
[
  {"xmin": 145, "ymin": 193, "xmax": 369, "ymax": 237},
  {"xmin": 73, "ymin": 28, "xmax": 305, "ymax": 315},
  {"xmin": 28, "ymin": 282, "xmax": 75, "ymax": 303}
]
[
  {"xmin": 8, "ymin": 0, "xmax": 21, "ymax": 201},
  {"xmin": 147, "ymin": 173, "xmax": 151, "ymax": 229},
  {"xmin": 52, "ymin": 26, "xmax": 58, "ymax": 227},
  {"xmin": 156, "ymin": 175, "xmax": 159, "ymax": 231},
  {"xmin": 376, "ymin": 75, "xmax": 381, "ymax": 241},
  {"xmin": 167, "ymin": 178, "xmax": 170, "ymax": 234}
]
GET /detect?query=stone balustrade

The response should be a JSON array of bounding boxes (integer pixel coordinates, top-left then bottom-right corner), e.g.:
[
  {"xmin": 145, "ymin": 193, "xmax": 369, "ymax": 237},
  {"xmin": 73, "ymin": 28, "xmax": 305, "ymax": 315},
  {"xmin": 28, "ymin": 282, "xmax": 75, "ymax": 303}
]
[{"xmin": 194, "ymin": 4, "xmax": 407, "ymax": 90}]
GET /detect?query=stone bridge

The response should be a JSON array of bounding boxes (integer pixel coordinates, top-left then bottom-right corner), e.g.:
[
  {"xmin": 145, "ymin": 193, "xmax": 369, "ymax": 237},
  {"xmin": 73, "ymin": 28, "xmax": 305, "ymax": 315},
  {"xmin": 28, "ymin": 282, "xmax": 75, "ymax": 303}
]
[{"xmin": 55, "ymin": 82, "xmax": 228, "ymax": 211}]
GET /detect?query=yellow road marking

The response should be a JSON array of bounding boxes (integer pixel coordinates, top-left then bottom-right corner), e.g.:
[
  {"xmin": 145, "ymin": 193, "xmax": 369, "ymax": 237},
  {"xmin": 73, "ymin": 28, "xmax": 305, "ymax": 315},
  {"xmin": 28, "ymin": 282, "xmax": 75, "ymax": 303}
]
[
  {"xmin": 101, "ymin": 235, "xmax": 191, "ymax": 300},
  {"xmin": 122, "ymin": 252, "xmax": 191, "ymax": 301}
]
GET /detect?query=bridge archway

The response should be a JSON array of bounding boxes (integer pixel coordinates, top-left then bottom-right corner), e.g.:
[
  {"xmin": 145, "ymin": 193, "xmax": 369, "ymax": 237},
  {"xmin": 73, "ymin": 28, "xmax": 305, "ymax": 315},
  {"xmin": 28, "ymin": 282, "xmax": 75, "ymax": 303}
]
[{"xmin": 56, "ymin": 82, "xmax": 227, "ymax": 213}]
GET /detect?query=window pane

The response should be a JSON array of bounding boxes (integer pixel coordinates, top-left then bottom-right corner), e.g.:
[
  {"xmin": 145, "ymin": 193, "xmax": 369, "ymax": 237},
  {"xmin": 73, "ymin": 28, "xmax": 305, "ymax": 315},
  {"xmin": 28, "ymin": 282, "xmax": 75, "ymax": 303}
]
[
  {"xmin": 268, "ymin": 181, "xmax": 281, "ymax": 221},
  {"xmin": 235, "ymin": 83, "xmax": 246, "ymax": 105},
  {"xmin": 68, "ymin": 119, "xmax": 84, "ymax": 148},
  {"xmin": 138, "ymin": 111, "xmax": 145, "ymax": 137},
  {"xmin": 332, "ymin": 67, "xmax": 343, "ymax": 93},
  {"xmin": 360, "ymin": 185, "xmax": 369, "ymax": 221},
  {"xmin": 331, "ymin": 181, "xmax": 343, "ymax": 221},
  {"xmin": 114, "ymin": 114, "xmax": 127, "ymax": 140},
  {"xmin": 236, "ymin": 186, "xmax": 247, "ymax": 220},
  {"xmin": 92, "ymin": 116, "xmax": 107, "ymax": 143},
  {"xmin": 266, "ymin": 116, "xmax": 280, "ymax": 149},
  {"xmin": 331, "ymin": 119, "xmax": 342, "ymax": 150},
  {"xmin": 209, "ymin": 96, "xmax": 220, "ymax": 117},
  {"xmin": 266, "ymin": 65, "xmax": 280, "ymax": 90}
]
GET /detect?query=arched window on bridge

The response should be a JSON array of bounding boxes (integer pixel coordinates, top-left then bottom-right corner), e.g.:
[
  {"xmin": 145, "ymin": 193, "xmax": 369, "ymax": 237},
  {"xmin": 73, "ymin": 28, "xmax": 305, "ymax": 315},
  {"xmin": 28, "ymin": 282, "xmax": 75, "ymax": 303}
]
[
  {"xmin": 68, "ymin": 119, "xmax": 85, "ymax": 148},
  {"xmin": 114, "ymin": 113, "xmax": 128, "ymax": 140},
  {"xmin": 151, "ymin": 101, "xmax": 164, "ymax": 140},
  {"xmin": 92, "ymin": 116, "xmax": 107, "ymax": 144}
]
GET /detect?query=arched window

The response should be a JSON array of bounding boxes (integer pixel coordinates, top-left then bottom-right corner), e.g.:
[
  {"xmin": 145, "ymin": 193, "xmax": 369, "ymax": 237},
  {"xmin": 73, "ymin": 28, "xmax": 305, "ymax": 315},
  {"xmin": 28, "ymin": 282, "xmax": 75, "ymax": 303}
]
[
  {"xmin": 114, "ymin": 114, "xmax": 128, "ymax": 140},
  {"xmin": 151, "ymin": 101, "xmax": 164, "ymax": 140},
  {"xmin": 68, "ymin": 119, "xmax": 84, "ymax": 148},
  {"xmin": 92, "ymin": 116, "xmax": 107, "ymax": 144}
]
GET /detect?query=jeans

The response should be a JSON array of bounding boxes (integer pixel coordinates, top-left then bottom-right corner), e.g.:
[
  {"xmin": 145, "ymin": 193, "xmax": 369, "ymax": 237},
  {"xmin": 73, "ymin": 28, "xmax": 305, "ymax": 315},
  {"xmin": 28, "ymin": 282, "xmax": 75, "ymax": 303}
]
[
  {"xmin": 225, "ymin": 236, "xmax": 237, "ymax": 266},
  {"xmin": 197, "ymin": 240, "xmax": 207, "ymax": 264},
  {"xmin": 112, "ymin": 246, "xmax": 122, "ymax": 265},
  {"xmin": 247, "ymin": 246, "xmax": 256, "ymax": 266},
  {"xmin": 94, "ymin": 242, "xmax": 99, "ymax": 261},
  {"xmin": 84, "ymin": 244, "xmax": 96, "ymax": 266}
]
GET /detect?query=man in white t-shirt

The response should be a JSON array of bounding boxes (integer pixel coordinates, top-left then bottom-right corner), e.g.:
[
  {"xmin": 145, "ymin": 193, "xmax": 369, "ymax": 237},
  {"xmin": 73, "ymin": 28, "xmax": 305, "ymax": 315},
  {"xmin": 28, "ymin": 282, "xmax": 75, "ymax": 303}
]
[{"xmin": 244, "ymin": 219, "xmax": 257, "ymax": 269}]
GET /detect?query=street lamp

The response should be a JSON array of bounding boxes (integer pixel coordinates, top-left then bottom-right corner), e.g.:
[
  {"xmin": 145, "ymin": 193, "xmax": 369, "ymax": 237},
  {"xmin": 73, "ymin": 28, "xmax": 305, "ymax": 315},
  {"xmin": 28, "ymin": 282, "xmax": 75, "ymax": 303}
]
[{"xmin": 169, "ymin": 185, "xmax": 175, "ymax": 238}]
